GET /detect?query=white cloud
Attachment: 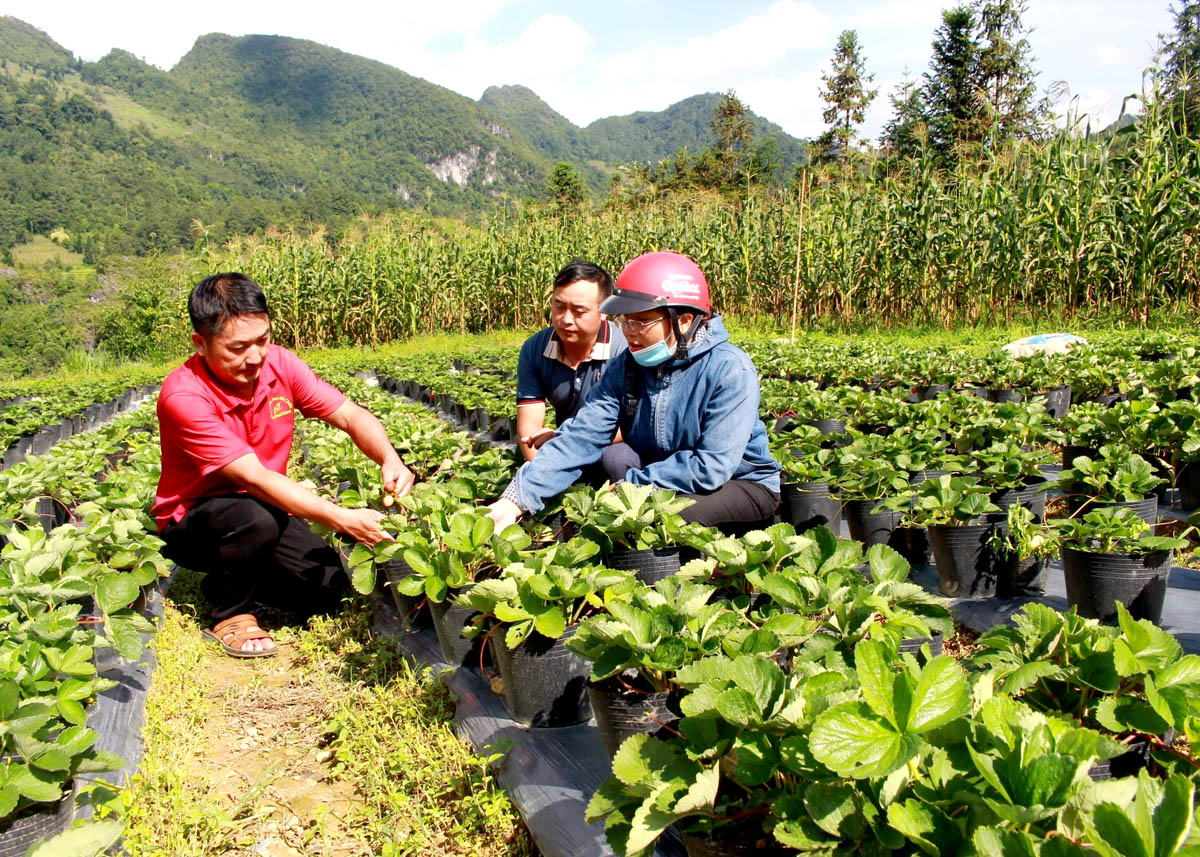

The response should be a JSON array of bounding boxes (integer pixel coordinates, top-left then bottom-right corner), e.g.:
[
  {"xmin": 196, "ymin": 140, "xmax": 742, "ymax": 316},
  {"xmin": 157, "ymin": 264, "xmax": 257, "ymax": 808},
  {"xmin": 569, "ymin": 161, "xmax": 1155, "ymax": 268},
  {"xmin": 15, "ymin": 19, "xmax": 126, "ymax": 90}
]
[
  {"xmin": 556, "ymin": 1, "xmax": 830, "ymax": 129},
  {"xmin": 2, "ymin": 0, "xmax": 518, "ymax": 69},
  {"xmin": 420, "ymin": 13, "xmax": 595, "ymax": 100},
  {"xmin": 1092, "ymin": 44, "xmax": 1134, "ymax": 67},
  {"xmin": 648, "ymin": 0, "xmax": 829, "ymax": 81},
  {"xmin": 739, "ymin": 72, "xmax": 825, "ymax": 138}
]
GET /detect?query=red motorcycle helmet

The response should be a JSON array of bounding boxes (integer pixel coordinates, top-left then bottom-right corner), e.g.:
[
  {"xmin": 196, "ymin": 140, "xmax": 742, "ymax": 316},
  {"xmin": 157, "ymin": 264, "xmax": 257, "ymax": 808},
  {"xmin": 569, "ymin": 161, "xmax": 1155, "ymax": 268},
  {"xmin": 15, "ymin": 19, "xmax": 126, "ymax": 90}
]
[{"xmin": 600, "ymin": 252, "xmax": 711, "ymax": 317}]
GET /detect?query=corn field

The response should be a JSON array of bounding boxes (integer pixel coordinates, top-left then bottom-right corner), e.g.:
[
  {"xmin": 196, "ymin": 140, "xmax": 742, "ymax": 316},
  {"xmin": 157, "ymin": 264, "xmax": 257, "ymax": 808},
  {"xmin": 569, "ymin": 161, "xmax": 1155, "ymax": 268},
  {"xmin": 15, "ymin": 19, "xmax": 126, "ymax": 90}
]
[{"xmin": 210, "ymin": 105, "xmax": 1200, "ymax": 350}]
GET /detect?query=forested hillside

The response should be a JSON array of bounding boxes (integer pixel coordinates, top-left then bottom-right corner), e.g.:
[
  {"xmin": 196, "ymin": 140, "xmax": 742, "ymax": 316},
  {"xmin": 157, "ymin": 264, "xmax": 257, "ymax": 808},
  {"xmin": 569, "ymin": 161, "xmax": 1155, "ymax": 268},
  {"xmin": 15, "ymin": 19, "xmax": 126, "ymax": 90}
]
[{"xmin": 0, "ymin": 17, "xmax": 808, "ymax": 261}]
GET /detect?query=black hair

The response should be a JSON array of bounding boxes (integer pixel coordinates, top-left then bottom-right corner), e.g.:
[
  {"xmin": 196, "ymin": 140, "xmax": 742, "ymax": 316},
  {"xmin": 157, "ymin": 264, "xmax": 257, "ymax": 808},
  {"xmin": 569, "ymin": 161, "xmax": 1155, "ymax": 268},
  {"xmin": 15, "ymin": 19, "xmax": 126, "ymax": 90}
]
[
  {"xmin": 552, "ymin": 259, "xmax": 613, "ymax": 299},
  {"xmin": 188, "ymin": 272, "xmax": 271, "ymax": 337}
]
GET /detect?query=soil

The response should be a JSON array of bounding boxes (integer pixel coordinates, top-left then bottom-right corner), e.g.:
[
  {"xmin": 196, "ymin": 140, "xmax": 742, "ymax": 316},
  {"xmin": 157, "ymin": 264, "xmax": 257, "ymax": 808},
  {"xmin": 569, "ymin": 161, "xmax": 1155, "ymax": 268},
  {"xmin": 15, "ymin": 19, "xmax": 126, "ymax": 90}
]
[
  {"xmin": 942, "ymin": 623, "xmax": 982, "ymax": 660},
  {"xmin": 191, "ymin": 647, "xmax": 365, "ymax": 857}
]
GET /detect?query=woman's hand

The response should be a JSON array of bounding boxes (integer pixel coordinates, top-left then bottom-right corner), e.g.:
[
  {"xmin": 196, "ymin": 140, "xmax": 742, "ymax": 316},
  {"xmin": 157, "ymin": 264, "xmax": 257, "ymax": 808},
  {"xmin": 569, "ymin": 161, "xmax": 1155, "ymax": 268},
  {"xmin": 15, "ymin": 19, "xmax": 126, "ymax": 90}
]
[{"xmin": 486, "ymin": 498, "xmax": 524, "ymax": 532}]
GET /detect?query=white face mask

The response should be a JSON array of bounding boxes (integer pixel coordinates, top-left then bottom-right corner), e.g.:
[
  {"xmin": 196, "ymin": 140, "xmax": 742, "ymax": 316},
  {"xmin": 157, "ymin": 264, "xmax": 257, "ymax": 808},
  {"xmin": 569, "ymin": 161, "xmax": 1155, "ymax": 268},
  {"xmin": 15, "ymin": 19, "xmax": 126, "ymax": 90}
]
[{"xmin": 630, "ymin": 338, "xmax": 677, "ymax": 367}]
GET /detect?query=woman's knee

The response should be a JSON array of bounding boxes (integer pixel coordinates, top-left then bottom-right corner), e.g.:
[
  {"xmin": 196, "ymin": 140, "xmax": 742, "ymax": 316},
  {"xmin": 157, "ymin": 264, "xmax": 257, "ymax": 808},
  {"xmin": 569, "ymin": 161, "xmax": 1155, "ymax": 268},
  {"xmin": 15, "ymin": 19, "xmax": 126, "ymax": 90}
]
[{"xmin": 600, "ymin": 442, "xmax": 642, "ymax": 482}]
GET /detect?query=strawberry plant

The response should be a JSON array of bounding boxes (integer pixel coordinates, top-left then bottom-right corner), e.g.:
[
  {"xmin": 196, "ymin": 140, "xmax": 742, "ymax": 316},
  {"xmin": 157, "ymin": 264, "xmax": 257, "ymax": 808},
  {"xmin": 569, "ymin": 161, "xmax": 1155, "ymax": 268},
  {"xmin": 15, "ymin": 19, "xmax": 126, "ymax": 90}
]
[
  {"xmin": 1058, "ymin": 445, "xmax": 1166, "ymax": 502},
  {"xmin": 566, "ymin": 577, "xmax": 744, "ymax": 692},
  {"xmin": 456, "ymin": 539, "xmax": 634, "ymax": 648},
  {"xmin": 562, "ymin": 483, "xmax": 706, "ymax": 553}
]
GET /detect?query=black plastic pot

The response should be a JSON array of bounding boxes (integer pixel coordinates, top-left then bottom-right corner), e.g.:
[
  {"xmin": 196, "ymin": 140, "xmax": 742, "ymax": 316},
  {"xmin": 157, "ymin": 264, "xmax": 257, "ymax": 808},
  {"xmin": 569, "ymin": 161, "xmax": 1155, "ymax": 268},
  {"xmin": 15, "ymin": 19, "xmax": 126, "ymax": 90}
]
[
  {"xmin": 1079, "ymin": 392, "xmax": 1126, "ymax": 407},
  {"xmin": 1088, "ymin": 740, "xmax": 1151, "ymax": 780},
  {"xmin": 990, "ymin": 478, "xmax": 1048, "ymax": 520},
  {"xmin": 913, "ymin": 383, "xmax": 949, "ymax": 402},
  {"xmin": 681, "ymin": 830, "xmax": 793, "ymax": 857},
  {"xmin": 35, "ymin": 496, "xmax": 69, "ymax": 534},
  {"xmin": 489, "ymin": 415, "xmax": 513, "ymax": 441},
  {"xmin": 587, "ymin": 676, "xmax": 682, "ymax": 758},
  {"xmin": 1178, "ymin": 461, "xmax": 1200, "ymax": 511},
  {"xmin": 29, "ymin": 429, "xmax": 55, "ymax": 456},
  {"xmin": 779, "ymin": 481, "xmax": 841, "ymax": 533},
  {"xmin": 605, "ymin": 546, "xmax": 681, "ymax": 584},
  {"xmin": 910, "ymin": 469, "xmax": 950, "ymax": 485},
  {"xmin": 1035, "ymin": 385, "xmax": 1072, "ymax": 418},
  {"xmin": 899, "ymin": 630, "xmax": 944, "ymax": 657},
  {"xmin": 843, "ymin": 500, "xmax": 904, "ymax": 550},
  {"xmin": 382, "ymin": 558, "xmax": 433, "ymax": 631},
  {"xmin": 809, "ymin": 417, "xmax": 847, "ymax": 436},
  {"xmin": 1062, "ymin": 547, "xmax": 1172, "ymax": 624},
  {"xmin": 491, "ymin": 625, "xmax": 592, "ymax": 727},
  {"xmin": 928, "ymin": 522, "xmax": 1002, "ymax": 597},
  {"xmin": 897, "ymin": 526, "xmax": 931, "ymax": 567},
  {"xmin": 997, "ymin": 554, "xmax": 1048, "ymax": 596},
  {"xmin": 0, "ymin": 791, "xmax": 74, "ymax": 857},
  {"xmin": 988, "ymin": 387, "xmax": 1024, "ymax": 404},
  {"xmin": 429, "ymin": 586, "xmax": 486, "ymax": 668},
  {"xmin": 1066, "ymin": 495, "xmax": 1158, "ymax": 526},
  {"xmin": 1062, "ymin": 444, "xmax": 1100, "ymax": 468},
  {"xmin": 533, "ymin": 510, "xmax": 571, "ymax": 544}
]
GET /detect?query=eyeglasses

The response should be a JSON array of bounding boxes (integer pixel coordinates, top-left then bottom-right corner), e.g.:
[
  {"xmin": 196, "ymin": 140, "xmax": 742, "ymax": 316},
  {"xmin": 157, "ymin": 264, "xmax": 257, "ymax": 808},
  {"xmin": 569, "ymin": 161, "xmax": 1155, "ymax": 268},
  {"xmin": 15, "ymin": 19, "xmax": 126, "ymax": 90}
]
[{"xmin": 616, "ymin": 314, "xmax": 666, "ymax": 334}]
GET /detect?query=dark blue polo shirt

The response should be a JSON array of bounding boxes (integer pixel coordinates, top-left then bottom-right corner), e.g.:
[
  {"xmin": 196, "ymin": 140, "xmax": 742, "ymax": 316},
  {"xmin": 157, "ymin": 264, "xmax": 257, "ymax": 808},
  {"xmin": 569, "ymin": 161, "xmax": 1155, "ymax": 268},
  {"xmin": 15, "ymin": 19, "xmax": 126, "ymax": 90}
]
[{"xmin": 516, "ymin": 321, "xmax": 627, "ymax": 425}]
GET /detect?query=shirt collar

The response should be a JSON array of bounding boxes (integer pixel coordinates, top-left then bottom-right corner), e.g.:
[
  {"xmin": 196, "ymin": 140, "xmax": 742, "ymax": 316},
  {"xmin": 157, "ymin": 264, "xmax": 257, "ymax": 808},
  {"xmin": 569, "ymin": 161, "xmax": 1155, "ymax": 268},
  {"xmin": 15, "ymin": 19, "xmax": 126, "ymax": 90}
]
[
  {"xmin": 543, "ymin": 322, "xmax": 614, "ymax": 365},
  {"xmin": 191, "ymin": 350, "xmax": 280, "ymax": 413}
]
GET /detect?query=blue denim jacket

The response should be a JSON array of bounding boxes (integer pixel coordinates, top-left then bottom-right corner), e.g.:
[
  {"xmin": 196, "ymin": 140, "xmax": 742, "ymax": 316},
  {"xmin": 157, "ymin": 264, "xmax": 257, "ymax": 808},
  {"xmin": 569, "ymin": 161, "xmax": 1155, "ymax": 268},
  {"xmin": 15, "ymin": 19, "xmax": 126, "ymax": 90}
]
[{"xmin": 503, "ymin": 315, "xmax": 780, "ymax": 513}]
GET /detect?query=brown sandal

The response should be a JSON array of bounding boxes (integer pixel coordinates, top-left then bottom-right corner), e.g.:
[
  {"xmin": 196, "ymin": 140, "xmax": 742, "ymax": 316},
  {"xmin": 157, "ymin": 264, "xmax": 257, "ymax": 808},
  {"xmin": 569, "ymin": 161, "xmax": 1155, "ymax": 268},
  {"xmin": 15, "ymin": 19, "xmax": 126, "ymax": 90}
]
[{"xmin": 202, "ymin": 613, "xmax": 277, "ymax": 658}]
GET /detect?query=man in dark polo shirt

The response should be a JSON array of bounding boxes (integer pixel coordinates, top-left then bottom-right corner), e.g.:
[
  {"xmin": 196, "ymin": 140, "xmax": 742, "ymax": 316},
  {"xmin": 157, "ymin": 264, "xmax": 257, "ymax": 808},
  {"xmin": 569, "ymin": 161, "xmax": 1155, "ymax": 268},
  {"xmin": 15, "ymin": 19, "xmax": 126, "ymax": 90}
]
[
  {"xmin": 153, "ymin": 273, "xmax": 413, "ymax": 658},
  {"xmin": 516, "ymin": 260, "xmax": 627, "ymax": 463}
]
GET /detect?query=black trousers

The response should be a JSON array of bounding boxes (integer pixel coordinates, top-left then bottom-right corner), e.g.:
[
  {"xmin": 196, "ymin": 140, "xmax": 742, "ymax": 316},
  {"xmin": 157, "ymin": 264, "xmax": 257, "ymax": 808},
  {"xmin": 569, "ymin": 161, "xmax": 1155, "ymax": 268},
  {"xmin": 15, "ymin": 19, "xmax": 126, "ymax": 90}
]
[
  {"xmin": 600, "ymin": 442, "xmax": 780, "ymax": 532},
  {"xmin": 160, "ymin": 495, "xmax": 348, "ymax": 621}
]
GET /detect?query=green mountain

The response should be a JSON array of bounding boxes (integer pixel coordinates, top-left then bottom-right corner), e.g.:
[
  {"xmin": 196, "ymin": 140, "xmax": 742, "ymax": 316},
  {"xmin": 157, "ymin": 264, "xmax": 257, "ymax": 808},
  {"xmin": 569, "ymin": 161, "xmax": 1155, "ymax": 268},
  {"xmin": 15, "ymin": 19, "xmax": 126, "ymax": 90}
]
[
  {"xmin": 0, "ymin": 16, "xmax": 73, "ymax": 73},
  {"xmin": 479, "ymin": 85, "xmax": 807, "ymax": 172},
  {"xmin": 479, "ymin": 84, "xmax": 596, "ymax": 163},
  {"xmin": 584, "ymin": 93, "xmax": 807, "ymax": 167},
  {"xmin": 0, "ymin": 17, "xmax": 806, "ymax": 261}
]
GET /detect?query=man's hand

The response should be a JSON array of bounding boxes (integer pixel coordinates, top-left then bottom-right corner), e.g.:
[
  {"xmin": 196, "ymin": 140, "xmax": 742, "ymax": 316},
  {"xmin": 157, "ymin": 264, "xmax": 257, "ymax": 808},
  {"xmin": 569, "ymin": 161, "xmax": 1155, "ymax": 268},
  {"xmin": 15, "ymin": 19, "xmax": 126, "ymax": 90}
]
[
  {"xmin": 520, "ymin": 428, "xmax": 556, "ymax": 456},
  {"xmin": 337, "ymin": 507, "xmax": 394, "ymax": 546},
  {"xmin": 382, "ymin": 460, "xmax": 415, "ymax": 499},
  {"xmin": 486, "ymin": 498, "xmax": 523, "ymax": 533}
]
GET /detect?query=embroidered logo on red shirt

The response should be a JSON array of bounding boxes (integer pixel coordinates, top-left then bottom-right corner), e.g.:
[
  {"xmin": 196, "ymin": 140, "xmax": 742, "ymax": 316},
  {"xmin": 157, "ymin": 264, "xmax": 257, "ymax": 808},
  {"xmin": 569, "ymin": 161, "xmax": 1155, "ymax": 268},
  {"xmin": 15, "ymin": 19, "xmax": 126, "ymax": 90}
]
[{"xmin": 269, "ymin": 396, "xmax": 294, "ymax": 419}]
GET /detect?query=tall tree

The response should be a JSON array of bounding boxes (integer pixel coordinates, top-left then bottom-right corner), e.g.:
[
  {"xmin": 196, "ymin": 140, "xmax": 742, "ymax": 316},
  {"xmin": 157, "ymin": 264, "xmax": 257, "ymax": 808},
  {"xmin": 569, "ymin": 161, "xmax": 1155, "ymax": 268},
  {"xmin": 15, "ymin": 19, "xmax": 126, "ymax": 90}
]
[
  {"xmin": 975, "ymin": 0, "xmax": 1048, "ymax": 143},
  {"xmin": 1162, "ymin": 1, "xmax": 1200, "ymax": 132},
  {"xmin": 923, "ymin": 7, "xmax": 985, "ymax": 158},
  {"xmin": 880, "ymin": 69, "xmax": 927, "ymax": 158},
  {"xmin": 547, "ymin": 162, "xmax": 586, "ymax": 211},
  {"xmin": 711, "ymin": 90, "xmax": 754, "ymax": 187},
  {"xmin": 818, "ymin": 30, "xmax": 878, "ymax": 160}
]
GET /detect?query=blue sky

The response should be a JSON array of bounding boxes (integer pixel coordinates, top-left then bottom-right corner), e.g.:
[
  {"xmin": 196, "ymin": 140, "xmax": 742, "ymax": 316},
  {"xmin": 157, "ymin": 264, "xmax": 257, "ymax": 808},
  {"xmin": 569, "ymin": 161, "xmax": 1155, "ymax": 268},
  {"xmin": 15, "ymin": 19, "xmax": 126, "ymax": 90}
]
[{"xmin": 0, "ymin": 0, "xmax": 1175, "ymax": 141}]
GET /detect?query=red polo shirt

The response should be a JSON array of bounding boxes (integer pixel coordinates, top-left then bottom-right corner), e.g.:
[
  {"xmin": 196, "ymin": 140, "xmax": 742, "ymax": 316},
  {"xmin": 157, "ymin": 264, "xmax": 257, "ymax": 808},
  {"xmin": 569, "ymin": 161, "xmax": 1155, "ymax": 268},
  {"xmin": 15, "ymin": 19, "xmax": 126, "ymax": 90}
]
[{"xmin": 152, "ymin": 345, "xmax": 346, "ymax": 529}]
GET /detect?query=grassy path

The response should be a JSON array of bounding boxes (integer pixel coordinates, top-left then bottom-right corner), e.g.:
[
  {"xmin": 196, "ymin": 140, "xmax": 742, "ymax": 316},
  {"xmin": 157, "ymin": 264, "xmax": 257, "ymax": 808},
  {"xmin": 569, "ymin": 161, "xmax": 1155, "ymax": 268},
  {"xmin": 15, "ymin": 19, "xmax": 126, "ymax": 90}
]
[{"xmin": 118, "ymin": 572, "xmax": 532, "ymax": 856}]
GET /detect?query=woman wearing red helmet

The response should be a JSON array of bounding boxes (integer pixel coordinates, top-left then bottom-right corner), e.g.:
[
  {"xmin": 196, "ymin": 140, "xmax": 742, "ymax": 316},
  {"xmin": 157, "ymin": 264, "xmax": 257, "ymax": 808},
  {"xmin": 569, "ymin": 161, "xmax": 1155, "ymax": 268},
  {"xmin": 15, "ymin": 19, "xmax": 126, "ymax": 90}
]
[{"xmin": 488, "ymin": 251, "xmax": 781, "ymax": 531}]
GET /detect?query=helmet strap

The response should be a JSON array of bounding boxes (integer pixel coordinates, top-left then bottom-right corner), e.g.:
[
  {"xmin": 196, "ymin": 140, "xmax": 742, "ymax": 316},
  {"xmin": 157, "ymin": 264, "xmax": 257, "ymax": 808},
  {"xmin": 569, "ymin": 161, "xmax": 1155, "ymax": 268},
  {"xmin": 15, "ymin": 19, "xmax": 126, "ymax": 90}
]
[{"xmin": 667, "ymin": 309, "xmax": 706, "ymax": 360}]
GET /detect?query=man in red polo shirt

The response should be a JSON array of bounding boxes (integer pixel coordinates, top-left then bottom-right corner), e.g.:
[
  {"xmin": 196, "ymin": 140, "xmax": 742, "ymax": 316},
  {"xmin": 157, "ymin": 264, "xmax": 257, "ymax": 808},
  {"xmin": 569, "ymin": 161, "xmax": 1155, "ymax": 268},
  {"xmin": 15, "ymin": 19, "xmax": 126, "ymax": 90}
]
[{"xmin": 154, "ymin": 272, "xmax": 413, "ymax": 657}]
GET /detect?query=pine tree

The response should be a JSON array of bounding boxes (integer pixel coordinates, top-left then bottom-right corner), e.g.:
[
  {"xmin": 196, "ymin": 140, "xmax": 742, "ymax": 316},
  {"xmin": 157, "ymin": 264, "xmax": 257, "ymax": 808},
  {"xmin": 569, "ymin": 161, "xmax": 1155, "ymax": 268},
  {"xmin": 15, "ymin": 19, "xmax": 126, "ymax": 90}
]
[
  {"xmin": 711, "ymin": 90, "xmax": 754, "ymax": 188},
  {"xmin": 817, "ymin": 30, "xmax": 879, "ymax": 160},
  {"xmin": 1162, "ymin": 1, "xmax": 1200, "ymax": 132},
  {"xmin": 975, "ymin": 0, "xmax": 1048, "ymax": 144},
  {"xmin": 923, "ymin": 7, "xmax": 985, "ymax": 158},
  {"xmin": 880, "ymin": 70, "xmax": 927, "ymax": 158},
  {"xmin": 547, "ymin": 162, "xmax": 586, "ymax": 211}
]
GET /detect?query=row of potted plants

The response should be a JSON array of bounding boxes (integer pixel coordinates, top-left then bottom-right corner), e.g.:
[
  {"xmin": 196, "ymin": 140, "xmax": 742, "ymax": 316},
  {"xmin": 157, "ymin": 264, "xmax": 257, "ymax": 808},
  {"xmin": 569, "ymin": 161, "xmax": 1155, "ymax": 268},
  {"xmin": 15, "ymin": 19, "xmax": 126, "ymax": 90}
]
[
  {"xmin": 305, "ymin": 353, "xmax": 1200, "ymax": 857},
  {"xmin": 0, "ymin": 376, "xmax": 162, "ymax": 464},
  {"xmin": 0, "ymin": 403, "xmax": 168, "ymax": 854}
]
